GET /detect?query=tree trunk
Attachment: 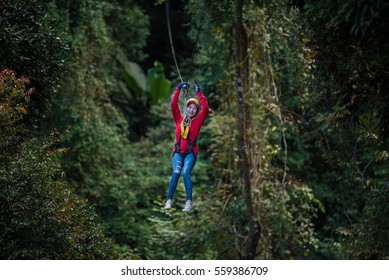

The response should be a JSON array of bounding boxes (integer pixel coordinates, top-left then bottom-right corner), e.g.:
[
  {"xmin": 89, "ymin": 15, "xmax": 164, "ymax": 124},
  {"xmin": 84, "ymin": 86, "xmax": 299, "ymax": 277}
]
[{"xmin": 234, "ymin": 0, "xmax": 260, "ymax": 260}]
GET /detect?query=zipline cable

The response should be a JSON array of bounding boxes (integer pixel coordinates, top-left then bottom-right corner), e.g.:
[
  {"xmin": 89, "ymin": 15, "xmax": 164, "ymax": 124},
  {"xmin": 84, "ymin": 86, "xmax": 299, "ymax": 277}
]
[
  {"xmin": 165, "ymin": 0, "xmax": 192, "ymax": 127},
  {"xmin": 165, "ymin": 0, "xmax": 200, "ymax": 85},
  {"xmin": 165, "ymin": 0, "xmax": 184, "ymax": 83},
  {"xmin": 165, "ymin": 0, "xmax": 202, "ymax": 128}
]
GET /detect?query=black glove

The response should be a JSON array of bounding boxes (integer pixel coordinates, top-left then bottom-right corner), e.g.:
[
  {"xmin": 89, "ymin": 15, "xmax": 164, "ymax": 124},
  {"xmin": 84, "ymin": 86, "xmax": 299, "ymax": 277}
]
[
  {"xmin": 178, "ymin": 82, "xmax": 188, "ymax": 90},
  {"xmin": 195, "ymin": 80, "xmax": 201, "ymax": 93}
]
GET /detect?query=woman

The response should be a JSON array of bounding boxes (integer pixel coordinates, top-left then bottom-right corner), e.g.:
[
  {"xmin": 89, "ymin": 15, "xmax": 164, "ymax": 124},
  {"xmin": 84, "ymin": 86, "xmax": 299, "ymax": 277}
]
[{"xmin": 163, "ymin": 81, "xmax": 209, "ymax": 212}]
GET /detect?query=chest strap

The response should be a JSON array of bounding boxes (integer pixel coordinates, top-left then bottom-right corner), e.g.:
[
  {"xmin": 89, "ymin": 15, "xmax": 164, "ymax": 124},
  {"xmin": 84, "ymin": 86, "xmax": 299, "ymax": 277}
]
[{"xmin": 180, "ymin": 121, "xmax": 190, "ymax": 139}]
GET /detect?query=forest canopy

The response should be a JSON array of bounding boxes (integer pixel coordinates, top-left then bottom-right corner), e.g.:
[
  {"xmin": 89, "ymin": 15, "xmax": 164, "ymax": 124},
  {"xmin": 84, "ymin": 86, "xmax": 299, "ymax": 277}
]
[{"xmin": 1, "ymin": 0, "xmax": 388, "ymax": 260}]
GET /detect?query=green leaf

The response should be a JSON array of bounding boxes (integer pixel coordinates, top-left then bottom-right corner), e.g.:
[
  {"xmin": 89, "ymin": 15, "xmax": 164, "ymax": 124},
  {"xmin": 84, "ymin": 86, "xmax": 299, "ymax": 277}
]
[
  {"xmin": 146, "ymin": 61, "xmax": 171, "ymax": 105},
  {"xmin": 119, "ymin": 59, "xmax": 146, "ymax": 99}
]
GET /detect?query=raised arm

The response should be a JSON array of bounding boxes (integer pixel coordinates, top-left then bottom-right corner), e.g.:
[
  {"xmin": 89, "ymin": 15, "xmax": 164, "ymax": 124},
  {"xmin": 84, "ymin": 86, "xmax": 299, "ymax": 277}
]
[
  {"xmin": 171, "ymin": 82, "xmax": 187, "ymax": 123},
  {"xmin": 195, "ymin": 81, "xmax": 209, "ymax": 125}
]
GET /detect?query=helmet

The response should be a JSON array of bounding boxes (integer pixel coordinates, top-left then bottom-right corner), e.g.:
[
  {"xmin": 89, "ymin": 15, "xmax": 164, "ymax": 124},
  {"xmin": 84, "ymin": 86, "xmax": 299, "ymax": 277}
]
[{"xmin": 186, "ymin": 98, "xmax": 200, "ymax": 109}]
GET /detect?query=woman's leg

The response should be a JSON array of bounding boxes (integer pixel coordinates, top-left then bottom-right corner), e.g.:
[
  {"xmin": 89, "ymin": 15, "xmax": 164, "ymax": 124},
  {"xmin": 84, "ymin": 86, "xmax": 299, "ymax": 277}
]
[
  {"xmin": 167, "ymin": 153, "xmax": 184, "ymax": 200},
  {"xmin": 182, "ymin": 153, "xmax": 197, "ymax": 201}
]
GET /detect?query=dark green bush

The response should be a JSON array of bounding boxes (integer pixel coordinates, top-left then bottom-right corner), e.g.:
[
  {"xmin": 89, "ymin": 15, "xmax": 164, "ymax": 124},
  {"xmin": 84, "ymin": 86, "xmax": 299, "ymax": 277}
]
[{"xmin": 0, "ymin": 69, "xmax": 117, "ymax": 259}]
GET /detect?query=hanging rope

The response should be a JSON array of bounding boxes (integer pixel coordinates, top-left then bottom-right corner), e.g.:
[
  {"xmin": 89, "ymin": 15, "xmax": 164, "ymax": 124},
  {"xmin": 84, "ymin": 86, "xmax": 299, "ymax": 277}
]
[
  {"xmin": 165, "ymin": 0, "xmax": 190, "ymax": 127},
  {"xmin": 165, "ymin": 0, "xmax": 199, "ymax": 128},
  {"xmin": 165, "ymin": 0, "xmax": 202, "ymax": 84},
  {"xmin": 165, "ymin": 0, "xmax": 183, "ymax": 83}
]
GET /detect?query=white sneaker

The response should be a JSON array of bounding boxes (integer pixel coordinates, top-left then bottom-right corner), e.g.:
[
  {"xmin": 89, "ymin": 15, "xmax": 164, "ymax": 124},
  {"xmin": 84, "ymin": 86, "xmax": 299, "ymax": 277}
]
[
  {"xmin": 182, "ymin": 200, "xmax": 192, "ymax": 212},
  {"xmin": 163, "ymin": 199, "xmax": 172, "ymax": 210}
]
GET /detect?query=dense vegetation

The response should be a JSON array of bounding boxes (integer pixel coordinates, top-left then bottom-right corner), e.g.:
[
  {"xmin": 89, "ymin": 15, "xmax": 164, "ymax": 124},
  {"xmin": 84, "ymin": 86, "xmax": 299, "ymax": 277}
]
[{"xmin": 1, "ymin": 0, "xmax": 388, "ymax": 259}]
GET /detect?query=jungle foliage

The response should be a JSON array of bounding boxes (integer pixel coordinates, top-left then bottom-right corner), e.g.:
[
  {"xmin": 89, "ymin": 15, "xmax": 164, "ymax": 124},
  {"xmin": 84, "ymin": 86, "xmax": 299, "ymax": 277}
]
[
  {"xmin": 1, "ymin": 0, "xmax": 388, "ymax": 260},
  {"xmin": 0, "ymin": 69, "xmax": 116, "ymax": 259}
]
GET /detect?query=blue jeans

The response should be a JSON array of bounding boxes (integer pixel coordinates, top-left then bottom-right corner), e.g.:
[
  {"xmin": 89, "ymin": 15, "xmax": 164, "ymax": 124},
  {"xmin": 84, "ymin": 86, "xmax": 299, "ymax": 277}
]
[{"xmin": 167, "ymin": 152, "xmax": 197, "ymax": 201}]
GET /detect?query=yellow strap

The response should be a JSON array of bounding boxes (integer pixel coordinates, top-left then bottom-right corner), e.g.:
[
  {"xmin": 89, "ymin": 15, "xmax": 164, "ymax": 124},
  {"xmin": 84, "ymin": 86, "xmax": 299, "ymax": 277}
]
[{"xmin": 180, "ymin": 120, "xmax": 190, "ymax": 139}]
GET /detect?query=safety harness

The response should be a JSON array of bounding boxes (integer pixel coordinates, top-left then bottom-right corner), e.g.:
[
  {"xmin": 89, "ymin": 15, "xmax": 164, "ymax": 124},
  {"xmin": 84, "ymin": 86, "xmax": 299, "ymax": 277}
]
[{"xmin": 174, "ymin": 121, "xmax": 197, "ymax": 158}]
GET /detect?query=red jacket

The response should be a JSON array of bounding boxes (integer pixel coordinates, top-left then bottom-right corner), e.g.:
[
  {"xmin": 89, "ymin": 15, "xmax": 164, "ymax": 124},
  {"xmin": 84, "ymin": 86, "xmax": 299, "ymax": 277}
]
[{"xmin": 171, "ymin": 87, "xmax": 209, "ymax": 155}]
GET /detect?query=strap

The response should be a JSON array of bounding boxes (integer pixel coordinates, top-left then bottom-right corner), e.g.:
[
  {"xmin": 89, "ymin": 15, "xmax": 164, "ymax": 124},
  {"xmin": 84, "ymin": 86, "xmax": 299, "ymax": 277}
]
[
  {"xmin": 174, "ymin": 134, "xmax": 182, "ymax": 154},
  {"xmin": 180, "ymin": 121, "xmax": 190, "ymax": 139}
]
